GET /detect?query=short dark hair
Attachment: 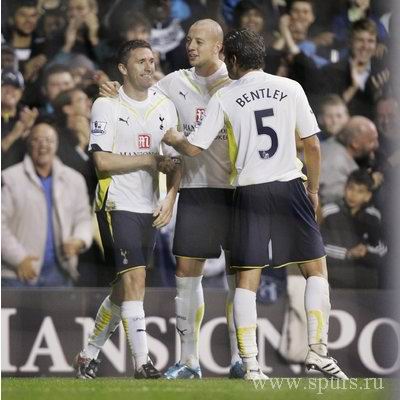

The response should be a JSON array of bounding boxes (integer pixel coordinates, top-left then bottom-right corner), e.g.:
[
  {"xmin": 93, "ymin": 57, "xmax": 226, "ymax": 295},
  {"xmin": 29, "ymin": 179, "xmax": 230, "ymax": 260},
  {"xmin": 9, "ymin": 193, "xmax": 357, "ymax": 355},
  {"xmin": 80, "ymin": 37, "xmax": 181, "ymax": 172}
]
[
  {"xmin": 11, "ymin": 0, "xmax": 38, "ymax": 16},
  {"xmin": 223, "ymin": 29, "xmax": 265, "ymax": 71},
  {"xmin": 350, "ymin": 18, "xmax": 378, "ymax": 39},
  {"xmin": 233, "ymin": 0, "xmax": 265, "ymax": 29},
  {"xmin": 289, "ymin": 0, "xmax": 315, "ymax": 14},
  {"xmin": 320, "ymin": 94, "xmax": 348, "ymax": 113},
  {"xmin": 117, "ymin": 40, "xmax": 152, "ymax": 66},
  {"xmin": 119, "ymin": 12, "xmax": 151, "ymax": 37},
  {"xmin": 346, "ymin": 169, "xmax": 374, "ymax": 192},
  {"xmin": 53, "ymin": 88, "xmax": 81, "ymax": 115},
  {"xmin": 42, "ymin": 64, "xmax": 72, "ymax": 87}
]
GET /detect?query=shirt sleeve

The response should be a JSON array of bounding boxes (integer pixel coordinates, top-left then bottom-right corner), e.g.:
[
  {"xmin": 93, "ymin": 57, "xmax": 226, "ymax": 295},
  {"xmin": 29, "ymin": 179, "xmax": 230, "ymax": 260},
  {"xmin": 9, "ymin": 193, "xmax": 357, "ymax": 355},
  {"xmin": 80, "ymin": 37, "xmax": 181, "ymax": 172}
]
[
  {"xmin": 153, "ymin": 72, "xmax": 175, "ymax": 98},
  {"xmin": 1, "ymin": 172, "xmax": 28, "ymax": 267},
  {"xmin": 88, "ymin": 98, "xmax": 116, "ymax": 152},
  {"xmin": 161, "ymin": 99, "xmax": 180, "ymax": 157},
  {"xmin": 295, "ymin": 82, "xmax": 320, "ymax": 139},
  {"xmin": 187, "ymin": 92, "xmax": 225, "ymax": 150}
]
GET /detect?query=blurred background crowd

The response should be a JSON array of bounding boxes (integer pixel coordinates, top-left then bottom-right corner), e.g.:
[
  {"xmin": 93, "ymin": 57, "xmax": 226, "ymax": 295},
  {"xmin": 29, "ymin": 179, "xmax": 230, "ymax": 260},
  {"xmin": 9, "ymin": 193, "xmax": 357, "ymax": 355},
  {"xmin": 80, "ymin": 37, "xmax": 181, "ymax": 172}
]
[{"xmin": 1, "ymin": 0, "xmax": 399, "ymax": 293}]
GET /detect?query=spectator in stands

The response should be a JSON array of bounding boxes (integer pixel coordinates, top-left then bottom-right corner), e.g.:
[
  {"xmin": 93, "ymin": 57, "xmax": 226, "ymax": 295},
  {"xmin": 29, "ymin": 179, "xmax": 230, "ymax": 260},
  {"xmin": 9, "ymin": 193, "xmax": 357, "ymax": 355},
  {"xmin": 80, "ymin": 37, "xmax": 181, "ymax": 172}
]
[
  {"xmin": 3, "ymin": 0, "xmax": 48, "ymax": 80},
  {"xmin": 53, "ymin": 87, "xmax": 97, "ymax": 200},
  {"xmin": 266, "ymin": 1, "xmax": 332, "ymax": 92},
  {"xmin": 320, "ymin": 115, "xmax": 379, "ymax": 205},
  {"xmin": 38, "ymin": 64, "xmax": 75, "ymax": 116},
  {"xmin": 96, "ymin": 12, "xmax": 165, "ymax": 83},
  {"xmin": 144, "ymin": 0, "xmax": 189, "ymax": 73},
  {"xmin": 1, "ymin": 122, "xmax": 92, "ymax": 287},
  {"xmin": 375, "ymin": 96, "xmax": 400, "ymax": 168},
  {"xmin": 317, "ymin": 18, "xmax": 390, "ymax": 119},
  {"xmin": 321, "ymin": 169, "xmax": 387, "ymax": 288},
  {"xmin": 60, "ymin": 0, "xmax": 100, "ymax": 61},
  {"xmin": 1, "ymin": 68, "xmax": 38, "ymax": 169},
  {"xmin": 1, "ymin": 45, "xmax": 19, "ymax": 70},
  {"xmin": 68, "ymin": 54, "xmax": 97, "ymax": 86},
  {"xmin": 36, "ymin": 8, "xmax": 67, "ymax": 60},
  {"xmin": 317, "ymin": 94, "xmax": 350, "ymax": 141},
  {"xmin": 223, "ymin": 0, "xmax": 282, "ymax": 30},
  {"xmin": 332, "ymin": 0, "xmax": 388, "ymax": 47},
  {"xmin": 232, "ymin": 0, "xmax": 275, "ymax": 47},
  {"xmin": 373, "ymin": 96, "xmax": 400, "ymax": 219},
  {"xmin": 36, "ymin": 0, "xmax": 64, "ymax": 14},
  {"xmin": 4, "ymin": 0, "xmax": 44, "ymax": 67}
]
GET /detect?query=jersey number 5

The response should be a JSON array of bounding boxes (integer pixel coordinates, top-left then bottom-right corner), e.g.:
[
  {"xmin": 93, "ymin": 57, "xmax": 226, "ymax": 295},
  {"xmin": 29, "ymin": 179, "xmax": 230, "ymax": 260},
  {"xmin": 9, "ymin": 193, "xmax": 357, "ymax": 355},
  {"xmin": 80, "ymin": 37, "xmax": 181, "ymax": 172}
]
[{"xmin": 254, "ymin": 108, "xmax": 278, "ymax": 159}]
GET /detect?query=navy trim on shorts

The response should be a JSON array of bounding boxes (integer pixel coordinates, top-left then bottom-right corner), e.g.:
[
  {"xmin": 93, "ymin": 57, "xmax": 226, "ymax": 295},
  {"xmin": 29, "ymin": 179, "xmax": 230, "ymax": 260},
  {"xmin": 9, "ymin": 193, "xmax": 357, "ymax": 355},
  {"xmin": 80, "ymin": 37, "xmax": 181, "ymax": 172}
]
[{"xmin": 231, "ymin": 178, "xmax": 326, "ymax": 268}]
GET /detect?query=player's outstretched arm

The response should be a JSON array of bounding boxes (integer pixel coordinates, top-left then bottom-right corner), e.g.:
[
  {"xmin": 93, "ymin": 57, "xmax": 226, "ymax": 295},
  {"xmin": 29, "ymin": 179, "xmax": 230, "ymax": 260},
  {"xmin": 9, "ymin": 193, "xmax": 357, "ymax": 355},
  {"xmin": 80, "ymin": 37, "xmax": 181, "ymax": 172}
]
[
  {"xmin": 153, "ymin": 158, "xmax": 182, "ymax": 229},
  {"xmin": 92, "ymin": 151, "xmax": 175, "ymax": 175},
  {"xmin": 99, "ymin": 81, "xmax": 120, "ymax": 97},
  {"xmin": 162, "ymin": 128, "xmax": 202, "ymax": 157}
]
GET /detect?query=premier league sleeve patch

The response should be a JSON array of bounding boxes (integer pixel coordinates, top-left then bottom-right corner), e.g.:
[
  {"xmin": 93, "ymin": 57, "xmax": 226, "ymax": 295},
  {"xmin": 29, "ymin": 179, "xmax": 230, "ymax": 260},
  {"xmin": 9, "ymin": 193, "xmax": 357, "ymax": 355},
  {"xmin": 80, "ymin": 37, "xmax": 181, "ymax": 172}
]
[{"xmin": 91, "ymin": 121, "xmax": 107, "ymax": 136}]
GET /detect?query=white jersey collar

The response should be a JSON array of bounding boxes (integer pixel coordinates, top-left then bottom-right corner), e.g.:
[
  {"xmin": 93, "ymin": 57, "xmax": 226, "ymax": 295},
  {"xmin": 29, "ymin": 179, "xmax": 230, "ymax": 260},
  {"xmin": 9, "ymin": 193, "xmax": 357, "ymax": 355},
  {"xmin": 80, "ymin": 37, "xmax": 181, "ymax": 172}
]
[
  {"xmin": 192, "ymin": 62, "xmax": 228, "ymax": 85},
  {"xmin": 237, "ymin": 69, "xmax": 265, "ymax": 84},
  {"xmin": 119, "ymin": 86, "xmax": 152, "ymax": 108}
]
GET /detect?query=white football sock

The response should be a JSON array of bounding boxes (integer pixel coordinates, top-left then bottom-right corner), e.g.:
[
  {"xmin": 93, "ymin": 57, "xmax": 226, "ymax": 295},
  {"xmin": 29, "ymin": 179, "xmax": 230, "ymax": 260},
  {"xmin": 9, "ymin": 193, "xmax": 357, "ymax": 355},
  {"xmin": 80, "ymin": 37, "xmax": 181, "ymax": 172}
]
[
  {"xmin": 234, "ymin": 288, "xmax": 259, "ymax": 370},
  {"xmin": 226, "ymin": 274, "xmax": 241, "ymax": 365},
  {"xmin": 305, "ymin": 276, "xmax": 330, "ymax": 356},
  {"xmin": 121, "ymin": 301, "xmax": 148, "ymax": 370},
  {"xmin": 84, "ymin": 296, "xmax": 121, "ymax": 360},
  {"xmin": 175, "ymin": 275, "xmax": 204, "ymax": 369}
]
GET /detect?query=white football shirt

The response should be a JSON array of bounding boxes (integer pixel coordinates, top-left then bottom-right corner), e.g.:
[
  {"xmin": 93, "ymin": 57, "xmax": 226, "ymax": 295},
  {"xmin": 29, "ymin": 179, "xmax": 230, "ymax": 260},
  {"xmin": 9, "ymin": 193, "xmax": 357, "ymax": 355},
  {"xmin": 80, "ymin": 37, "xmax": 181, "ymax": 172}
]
[
  {"xmin": 154, "ymin": 63, "xmax": 232, "ymax": 189},
  {"xmin": 187, "ymin": 71, "xmax": 320, "ymax": 186},
  {"xmin": 89, "ymin": 87, "xmax": 178, "ymax": 213}
]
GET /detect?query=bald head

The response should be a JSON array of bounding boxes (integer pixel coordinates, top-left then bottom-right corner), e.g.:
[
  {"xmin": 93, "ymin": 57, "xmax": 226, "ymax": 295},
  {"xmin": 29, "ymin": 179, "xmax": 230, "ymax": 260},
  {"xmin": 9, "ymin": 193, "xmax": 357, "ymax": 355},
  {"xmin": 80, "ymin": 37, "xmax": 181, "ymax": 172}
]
[
  {"xmin": 189, "ymin": 19, "xmax": 224, "ymax": 43},
  {"xmin": 340, "ymin": 116, "xmax": 379, "ymax": 158},
  {"xmin": 340, "ymin": 116, "xmax": 376, "ymax": 142},
  {"xmin": 186, "ymin": 19, "xmax": 224, "ymax": 71},
  {"xmin": 28, "ymin": 122, "xmax": 59, "ymax": 171}
]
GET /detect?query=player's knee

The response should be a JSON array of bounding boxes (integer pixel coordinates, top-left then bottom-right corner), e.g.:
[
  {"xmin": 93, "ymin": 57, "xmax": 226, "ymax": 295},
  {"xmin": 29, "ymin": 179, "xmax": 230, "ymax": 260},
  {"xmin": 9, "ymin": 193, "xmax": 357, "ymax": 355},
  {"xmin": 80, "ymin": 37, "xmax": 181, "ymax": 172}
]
[
  {"xmin": 236, "ymin": 269, "xmax": 261, "ymax": 292},
  {"xmin": 300, "ymin": 258, "xmax": 328, "ymax": 279},
  {"xmin": 120, "ymin": 268, "xmax": 146, "ymax": 299},
  {"xmin": 176, "ymin": 257, "xmax": 205, "ymax": 277}
]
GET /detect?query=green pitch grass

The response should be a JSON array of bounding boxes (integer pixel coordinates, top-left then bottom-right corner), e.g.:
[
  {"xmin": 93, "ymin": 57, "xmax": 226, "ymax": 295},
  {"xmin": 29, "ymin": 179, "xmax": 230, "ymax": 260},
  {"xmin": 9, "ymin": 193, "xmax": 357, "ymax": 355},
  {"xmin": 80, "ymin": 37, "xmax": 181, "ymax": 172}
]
[{"xmin": 2, "ymin": 378, "xmax": 397, "ymax": 400}]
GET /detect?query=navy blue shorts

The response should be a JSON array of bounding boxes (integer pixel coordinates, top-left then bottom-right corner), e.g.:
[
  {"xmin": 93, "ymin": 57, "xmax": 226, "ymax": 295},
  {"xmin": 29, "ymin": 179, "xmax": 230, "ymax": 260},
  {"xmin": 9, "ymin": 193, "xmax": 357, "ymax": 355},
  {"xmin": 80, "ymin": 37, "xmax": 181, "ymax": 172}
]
[
  {"xmin": 231, "ymin": 178, "xmax": 326, "ymax": 268},
  {"xmin": 96, "ymin": 209, "xmax": 156, "ymax": 282},
  {"xmin": 173, "ymin": 188, "xmax": 234, "ymax": 259}
]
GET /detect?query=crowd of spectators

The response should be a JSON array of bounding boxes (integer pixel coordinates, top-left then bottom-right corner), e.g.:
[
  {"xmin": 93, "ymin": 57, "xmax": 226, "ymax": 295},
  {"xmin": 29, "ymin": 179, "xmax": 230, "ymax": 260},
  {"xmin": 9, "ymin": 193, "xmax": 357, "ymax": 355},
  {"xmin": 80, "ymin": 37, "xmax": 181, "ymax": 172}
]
[{"xmin": 1, "ymin": 0, "xmax": 398, "ymax": 289}]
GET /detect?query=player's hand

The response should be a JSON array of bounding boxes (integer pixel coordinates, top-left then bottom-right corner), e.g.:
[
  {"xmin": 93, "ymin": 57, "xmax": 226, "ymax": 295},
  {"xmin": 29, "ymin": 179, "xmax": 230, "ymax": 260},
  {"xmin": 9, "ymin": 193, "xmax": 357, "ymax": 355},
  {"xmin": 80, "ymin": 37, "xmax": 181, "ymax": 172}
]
[
  {"xmin": 17, "ymin": 256, "xmax": 39, "ymax": 282},
  {"xmin": 63, "ymin": 238, "xmax": 85, "ymax": 258},
  {"xmin": 93, "ymin": 70, "xmax": 111, "ymax": 86},
  {"xmin": 347, "ymin": 244, "xmax": 367, "ymax": 259},
  {"xmin": 162, "ymin": 128, "xmax": 182, "ymax": 147},
  {"xmin": 152, "ymin": 194, "xmax": 175, "ymax": 229},
  {"xmin": 155, "ymin": 155, "xmax": 176, "ymax": 174},
  {"xmin": 99, "ymin": 81, "xmax": 120, "ymax": 97}
]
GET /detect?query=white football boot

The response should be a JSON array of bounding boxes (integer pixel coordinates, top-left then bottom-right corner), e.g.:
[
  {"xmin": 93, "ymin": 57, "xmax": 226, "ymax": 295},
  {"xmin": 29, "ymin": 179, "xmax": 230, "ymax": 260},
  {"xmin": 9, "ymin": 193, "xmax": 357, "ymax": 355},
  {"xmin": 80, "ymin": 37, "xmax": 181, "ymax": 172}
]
[{"xmin": 305, "ymin": 350, "xmax": 348, "ymax": 379}]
